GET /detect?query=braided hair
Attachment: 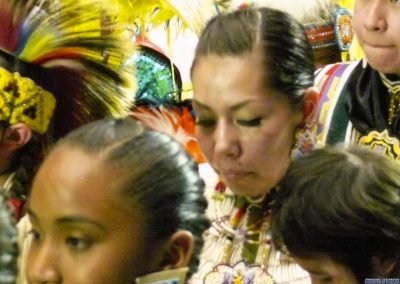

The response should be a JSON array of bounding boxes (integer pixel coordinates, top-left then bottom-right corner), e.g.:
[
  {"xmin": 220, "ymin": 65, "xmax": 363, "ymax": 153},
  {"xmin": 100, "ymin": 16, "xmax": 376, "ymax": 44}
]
[{"xmin": 55, "ymin": 118, "xmax": 209, "ymax": 275}]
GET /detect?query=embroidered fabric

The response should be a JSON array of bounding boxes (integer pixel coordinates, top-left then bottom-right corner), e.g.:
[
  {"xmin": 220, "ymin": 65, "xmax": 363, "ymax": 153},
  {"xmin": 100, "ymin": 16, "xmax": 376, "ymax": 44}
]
[
  {"xmin": 315, "ymin": 60, "xmax": 400, "ymax": 160},
  {"xmin": 190, "ymin": 181, "xmax": 310, "ymax": 284},
  {"xmin": 346, "ymin": 62, "xmax": 400, "ymax": 138},
  {"xmin": 379, "ymin": 73, "xmax": 400, "ymax": 126}
]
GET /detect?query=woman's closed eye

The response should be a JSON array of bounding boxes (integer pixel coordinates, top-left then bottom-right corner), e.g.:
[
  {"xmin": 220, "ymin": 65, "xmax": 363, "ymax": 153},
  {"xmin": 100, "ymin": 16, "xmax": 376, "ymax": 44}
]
[
  {"xmin": 195, "ymin": 118, "xmax": 216, "ymax": 128},
  {"xmin": 236, "ymin": 117, "xmax": 262, "ymax": 127}
]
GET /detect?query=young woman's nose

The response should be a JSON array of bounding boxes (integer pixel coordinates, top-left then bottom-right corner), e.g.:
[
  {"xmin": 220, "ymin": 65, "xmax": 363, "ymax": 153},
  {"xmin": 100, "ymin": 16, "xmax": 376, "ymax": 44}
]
[{"xmin": 27, "ymin": 243, "xmax": 61, "ymax": 284}]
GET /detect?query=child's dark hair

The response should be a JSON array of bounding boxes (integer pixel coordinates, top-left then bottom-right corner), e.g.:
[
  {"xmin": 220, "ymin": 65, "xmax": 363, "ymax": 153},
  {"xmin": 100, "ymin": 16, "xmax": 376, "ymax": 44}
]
[{"xmin": 271, "ymin": 146, "xmax": 400, "ymax": 281}]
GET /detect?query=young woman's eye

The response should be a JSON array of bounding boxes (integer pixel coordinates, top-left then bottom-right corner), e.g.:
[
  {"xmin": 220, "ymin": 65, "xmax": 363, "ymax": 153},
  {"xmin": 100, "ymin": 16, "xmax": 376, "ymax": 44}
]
[
  {"xmin": 195, "ymin": 118, "xmax": 216, "ymax": 128},
  {"xmin": 28, "ymin": 229, "xmax": 42, "ymax": 242},
  {"xmin": 66, "ymin": 236, "xmax": 91, "ymax": 251},
  {"xmin": 237, "ymin": 118, "xmax": 262, "ymax": 127}
]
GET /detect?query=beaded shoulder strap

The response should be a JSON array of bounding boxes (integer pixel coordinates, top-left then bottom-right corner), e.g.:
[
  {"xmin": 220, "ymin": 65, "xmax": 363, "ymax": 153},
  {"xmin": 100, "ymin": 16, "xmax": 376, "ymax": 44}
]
[{"xmin": 315, "ymin": 61, "xmax": 359, "ymax": 145}]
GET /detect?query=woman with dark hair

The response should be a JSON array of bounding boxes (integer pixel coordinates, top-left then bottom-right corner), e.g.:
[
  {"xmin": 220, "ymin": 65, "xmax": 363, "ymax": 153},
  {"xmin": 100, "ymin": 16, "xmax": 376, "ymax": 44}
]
[
  {"xmin": 190, "ymin": 6, "xmax": 318, "ymax": 284},
  {"xmin": 271, "ymin": 146, "xmax": 400, "ymax": 283},
  {"xmin": 25, "ymin": 117, "xmax": 209, "ymax": 283}
]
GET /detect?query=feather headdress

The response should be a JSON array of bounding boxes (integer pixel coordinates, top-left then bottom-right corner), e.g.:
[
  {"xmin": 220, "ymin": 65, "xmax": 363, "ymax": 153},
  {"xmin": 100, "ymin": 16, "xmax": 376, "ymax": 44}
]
[
  {"xmin": 117, "ymin": 0, "xmax": 226, "ymax": 36},
  {"xmin": 0, "ymin": 0, "xmax": 136, "ymax": 140},
  {"xmin": 131, "ymin": 104, "xmax": 205, "ymax": 164},
  {"xmin": 0, "ymin": 0, "xmax": 136, "ymax": 205}
]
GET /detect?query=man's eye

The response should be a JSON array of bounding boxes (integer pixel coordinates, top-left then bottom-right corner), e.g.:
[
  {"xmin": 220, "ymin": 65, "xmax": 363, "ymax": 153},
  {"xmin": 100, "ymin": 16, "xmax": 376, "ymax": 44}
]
[{"xmin": 237, "ymin": 118, "xmax": 262, "ymax": 127}]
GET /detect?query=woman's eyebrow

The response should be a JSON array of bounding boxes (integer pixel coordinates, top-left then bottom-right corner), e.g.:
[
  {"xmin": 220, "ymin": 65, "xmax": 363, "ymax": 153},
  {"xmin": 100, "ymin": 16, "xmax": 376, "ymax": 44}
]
[
  {"xmin": 27, "ymin": 208, "xmax": 107, "ymax": 232},
  {"xmin": 55, "ymin": 216, "xmax": 107, "ymax": 232}
]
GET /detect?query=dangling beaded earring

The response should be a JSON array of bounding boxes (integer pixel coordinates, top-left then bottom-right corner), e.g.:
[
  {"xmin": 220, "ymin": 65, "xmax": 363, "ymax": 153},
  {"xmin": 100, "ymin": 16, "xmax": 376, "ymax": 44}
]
[{"xmin": 290, "ymin": 123, "xmax": 316, "ymax": 160}]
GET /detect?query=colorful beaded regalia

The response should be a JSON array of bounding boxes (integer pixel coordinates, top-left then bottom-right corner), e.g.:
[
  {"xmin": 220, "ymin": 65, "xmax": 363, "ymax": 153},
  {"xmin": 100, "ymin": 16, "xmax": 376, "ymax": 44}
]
[
  {"xmin": 190, "ymin": 181, "xmax": 311, "ymax": 284},
  {"xmin": 230, "ymin": 0, "xmax": 354, "ymax": 66},
  {"xmin": 0, "ymin": 0, "xmax": 136, "ymax": 205},
  {"xmin": 316, "ymin": 60, "xmax": 400, "ymax": 161},
  {"xmin": 304, "ymin": 6, "xmax": 353, "ymax": 53}
]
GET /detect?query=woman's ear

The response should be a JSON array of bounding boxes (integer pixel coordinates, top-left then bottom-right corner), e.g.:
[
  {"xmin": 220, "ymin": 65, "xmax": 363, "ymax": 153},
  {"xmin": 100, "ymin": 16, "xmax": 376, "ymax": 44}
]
[
  {"xmin": 161, "ymin": 230, "xmax": 194, "ymax": 270},
  {"xmin": 302, "ymin": 87, "xmax": 319, "ymax": 125},
  {"xmin": 2, "ymin": 123, "xmax": 32, "ymax": 152}
]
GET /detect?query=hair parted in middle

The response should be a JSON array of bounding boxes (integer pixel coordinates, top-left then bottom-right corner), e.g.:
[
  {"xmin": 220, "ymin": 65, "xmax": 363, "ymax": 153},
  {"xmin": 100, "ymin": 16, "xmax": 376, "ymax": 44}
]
[
  {"xmin": 53, "ymin": 117, "xmax": 209, "ymax": 275},
  {"xmin": 191, "ymin": 7, "xmax": 314, "ymax": 110}
]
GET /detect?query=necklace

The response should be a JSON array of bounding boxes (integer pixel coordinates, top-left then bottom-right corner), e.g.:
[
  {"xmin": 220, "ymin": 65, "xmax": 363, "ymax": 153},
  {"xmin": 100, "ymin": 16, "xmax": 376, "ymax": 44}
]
[
  {"xmin": 380, "ymin": 73, "xmax": 400, "ymax": 126},
  {"xmin": 207, "ymin": 182, "xmax": 277, "ymax": 265},
  {"xmin": 194, "ymin": 182, "xmax": 311, "ymax": 284}
]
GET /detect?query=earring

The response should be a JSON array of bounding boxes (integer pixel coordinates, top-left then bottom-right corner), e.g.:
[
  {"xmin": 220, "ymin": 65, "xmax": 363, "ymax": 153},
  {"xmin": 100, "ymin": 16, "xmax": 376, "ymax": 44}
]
[
  {"xmin": 136, "ymin": 267, "xmax": 189, "ymax": 284},
  {"xmin": 290, "ymin": 123, "xmax": 316, "ymax": 160}
]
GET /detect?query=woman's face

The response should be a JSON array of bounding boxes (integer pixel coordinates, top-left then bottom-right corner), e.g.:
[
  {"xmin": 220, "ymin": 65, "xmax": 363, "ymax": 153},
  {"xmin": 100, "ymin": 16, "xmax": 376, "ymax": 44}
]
[
  {"xmin": 192, "ymin": 52, "xmax": 302, "ymax": 197},
  {"xmin": 26, "ymin": 146, "xmax": 164, "ymax": 284}
]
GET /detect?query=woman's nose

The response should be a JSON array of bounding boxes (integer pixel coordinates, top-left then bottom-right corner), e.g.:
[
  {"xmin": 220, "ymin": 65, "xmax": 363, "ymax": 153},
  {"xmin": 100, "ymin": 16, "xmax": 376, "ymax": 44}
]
[
  {"xmin": 27, "ymin": 242, "xmax": 61, "ymax": 284},
  {"xmin": 213, "ymin": 122, "xmax": 241, "ymax": 158}
]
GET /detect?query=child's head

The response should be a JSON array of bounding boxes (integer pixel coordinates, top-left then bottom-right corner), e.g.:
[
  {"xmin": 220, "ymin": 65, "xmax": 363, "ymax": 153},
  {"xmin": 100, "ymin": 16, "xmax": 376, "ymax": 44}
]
[
  {"xmin": 26, "ymin": 118, "xmax": 208, "ymax": 283},
  {"xmin": 271, "ymin": 146, "xmax": 400, "ymax": 283}
]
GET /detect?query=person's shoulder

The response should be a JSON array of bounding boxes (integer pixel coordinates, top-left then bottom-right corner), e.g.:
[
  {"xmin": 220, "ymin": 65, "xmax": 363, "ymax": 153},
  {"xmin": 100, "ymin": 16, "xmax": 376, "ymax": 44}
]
[
  {"xmin": 315, "ymin": 60, "xmax": 360, "ymax": 104},
  {"xmin": 315, "ymin": 60, "xmax": 360, "ymax": 86}
]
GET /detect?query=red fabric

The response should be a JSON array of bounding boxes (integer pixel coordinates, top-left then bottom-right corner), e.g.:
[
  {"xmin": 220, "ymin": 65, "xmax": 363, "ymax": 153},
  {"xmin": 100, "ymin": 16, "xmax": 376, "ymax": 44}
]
[
  {"xmin": 8, "ymin": 198, "xmax": 23, "ymax": 221},
  {"xmin": 0, "ymin": 4, "xmax": 19, "ymax": 52}
]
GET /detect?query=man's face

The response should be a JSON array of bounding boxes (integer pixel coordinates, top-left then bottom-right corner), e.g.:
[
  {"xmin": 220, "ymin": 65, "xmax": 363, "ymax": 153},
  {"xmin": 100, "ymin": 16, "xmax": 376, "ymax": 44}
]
[{"xmin": 354, "ymin": 0, "xmax": 400, "ymax": 75}]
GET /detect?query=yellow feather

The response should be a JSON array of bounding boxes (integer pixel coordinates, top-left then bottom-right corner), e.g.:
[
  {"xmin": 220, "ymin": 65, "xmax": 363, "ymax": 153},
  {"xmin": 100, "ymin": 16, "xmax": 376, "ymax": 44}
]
[
  {"xmin": 5, "ymin": 0, "xmax": 137, "ymax": 139},
  {"xmin": 117, "ymin": 0, "xmax": 219, "ymax": 35}
]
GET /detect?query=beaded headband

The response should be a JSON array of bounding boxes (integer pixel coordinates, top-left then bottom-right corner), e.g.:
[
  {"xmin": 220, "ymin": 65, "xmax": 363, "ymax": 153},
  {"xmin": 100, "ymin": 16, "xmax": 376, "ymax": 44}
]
[
  {"xmin": 234, "ymin": 1, "xmax": 354, "ymax": 52},
  {"xmin": 0, "ymin": 67, "xmax": 56, "ymax": 134},
  {"xmin": 304, "ymin": 6, "xmax": 354, "ymax": 51}
]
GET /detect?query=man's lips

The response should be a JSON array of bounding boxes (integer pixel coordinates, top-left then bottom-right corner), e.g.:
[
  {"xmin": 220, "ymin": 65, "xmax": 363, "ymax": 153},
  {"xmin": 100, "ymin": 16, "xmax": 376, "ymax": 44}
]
[
  {"xmin": 218, "ymin": 170, "xmax": 249, "ymax": 179},
  {"xmin": 364, "ymin": 42, "xmax": 395, "ymax": 49}
]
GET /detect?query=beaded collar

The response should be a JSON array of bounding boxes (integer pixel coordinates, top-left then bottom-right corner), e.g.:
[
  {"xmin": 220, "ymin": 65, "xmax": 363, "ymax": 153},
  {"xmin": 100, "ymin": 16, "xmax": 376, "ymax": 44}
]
[{"xmin": 209, "ymin": 181, "xmax": 278, "ymax": 264}]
